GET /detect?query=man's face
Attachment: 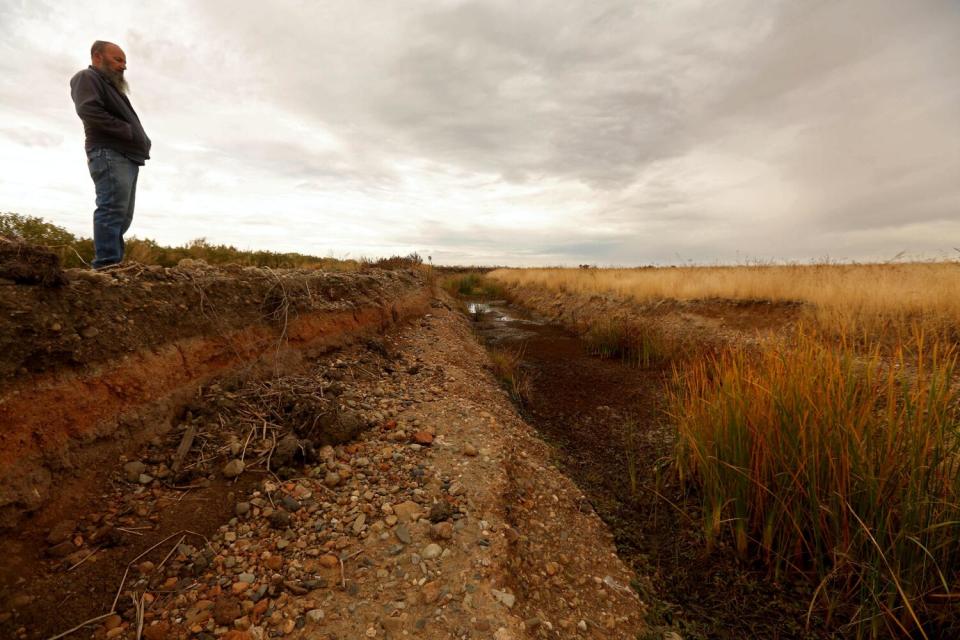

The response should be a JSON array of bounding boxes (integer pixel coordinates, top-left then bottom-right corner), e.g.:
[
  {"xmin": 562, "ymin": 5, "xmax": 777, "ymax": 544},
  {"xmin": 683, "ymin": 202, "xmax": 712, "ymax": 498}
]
[
  {"xmin": 93, "ymin": 44, "xmax": 128, "ymax": 93},
  {"xmin": 94, "ymin": 44, "xmax": 126, "ymax": 75}
]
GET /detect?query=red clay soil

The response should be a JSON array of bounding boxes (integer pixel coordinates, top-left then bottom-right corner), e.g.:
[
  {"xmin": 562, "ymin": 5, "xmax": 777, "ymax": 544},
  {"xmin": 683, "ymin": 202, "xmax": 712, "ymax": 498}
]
[
  {"xmin": 0, "ymin": 259, "xmax": 432, "ymax": 637},
  {"xmin": 0, "ymin": 263, "xmax": 429, "ymax": 528}
]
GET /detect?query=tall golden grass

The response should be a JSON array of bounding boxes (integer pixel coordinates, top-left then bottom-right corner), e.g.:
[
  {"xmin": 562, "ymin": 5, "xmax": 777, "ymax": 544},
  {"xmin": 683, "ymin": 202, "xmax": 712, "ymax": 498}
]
[
  {"xmin": 671, "ymin": 330, "xmax": 960, "ymax": 638},
  {"xmin": 489, "ymin": 263, "xmax": 960, "ymax": 337},
  {"xmin": 487, "ymin": 265, "xmax": 960, "ymax": 637}
]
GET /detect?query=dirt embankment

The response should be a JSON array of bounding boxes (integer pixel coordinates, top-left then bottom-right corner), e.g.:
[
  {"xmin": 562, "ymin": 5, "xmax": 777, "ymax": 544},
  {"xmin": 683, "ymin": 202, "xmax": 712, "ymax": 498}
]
[
  {"xmin": 498, "ymin": 283, "xmax": 804, "ymax": 346},
  {"xmin": 0, "ymin": 277, "xmax": 651, "ymax": 640},
  {"xmin": 0, "ymin": 262, "xmax": 429, "ymax": 528}
]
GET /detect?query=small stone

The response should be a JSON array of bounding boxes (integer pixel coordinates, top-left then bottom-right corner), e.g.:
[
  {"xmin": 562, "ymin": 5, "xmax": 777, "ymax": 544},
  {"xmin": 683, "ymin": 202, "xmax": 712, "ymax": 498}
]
[
  {"xmin": 235, "ymin": 501, "xmax": 250, "ymax": 516},
  {"xmin": 420, "ymin": 581, "xmax": 441, "ymax": 604},
  {"xmin": 545, "ymin": 561, "xmax": 559, "ymax": 576},
  {"xmin": 138, "ymin": 560, "xmax": 155, "ymax": 575},
  {"xmin": 352, "ymin": 513, "xmax": 366, "ymax": 534},
  {"xmin": 395, "ymin": 524, "xmax": 412, "ymax": 545},
  {"xmin": 269, "ymin": 511, "xmax": 291, "ymax": 529},
  {"xmin": 306, "ymin": 609, "xmax": 324, "ymax": 623},
  {"xmin": 213, "ymin": 596, "xmax": 242, "ymax": 625},
  {"xmin": 491, "ymin": 588, "xmax": 516, "ymax": 608},
  {"xmin": 46, "ymin": 520, "xmax": 77, "ymax": 545},
  {"xmin": 428, "ymin": 501, "xmax": 455, "ymax": 523},
  {"xmin": 430, "ymin": 522, "xmax": 453, "ymax": 540},
  {"xmin": 80, "ymin": 326, "xmax": 100, "ymax": 339},
  {"xmin": 393, "ymin": 501, "xmax": 422, "ymax": 523},
  {"xmin": 138, "ymin": 473, "xmax": 154, "ymax": 484},
  {"xmin": 324, "ymin": 471, "xmax": 342, "ymax": 488},
  {"xmin": 123, "ymin": 460, "xmax": 146, "ymax": 482},
  {"xmin": 221, "ymin": 632, "xmax": 251, "ymax": 640},
  {"xmin": 281, "ymin": 495, "xmax": 301, "ymax": 511},
  {"xmin": 222, "ymin": 459, "xmax": 245, "ymax": 478},
  {"xmin": 317, "ymin": 554, "xmax": 339, "ymax": 569},
  {"xmin": 578, "ymin": 620, "xmax": 588, "ymax": 631},
  {"xmin": 46, "ymin": 540, "xmax": 75, "ymax": 557},
  {"xmin": 142, "ymin": 621, "xmax": 170, "ymax": 640},
  {"xmin": 238, "ymin": 572, "xmax": 255, "ymax": 583},
  {"xmin": 103, "ymin": 615, "xmax": 122, "ymax": 630},
  {"xmin": 411, "ymin": 431, "xmax": 434, "ymax": 446},
  {"xmin": 420, "ymin": 543, "xmax": 442, "ymax": 560},
  {"xmin": 448, "ymin": 481, "xmax": 464, "ymax": 496},
  {"xmin": 462, "ymin": 443, "xmax": 478, "ymax": 456},
  {"xmin": 381, "ymin": 616, "xmax": 403, "ymax": 633}
]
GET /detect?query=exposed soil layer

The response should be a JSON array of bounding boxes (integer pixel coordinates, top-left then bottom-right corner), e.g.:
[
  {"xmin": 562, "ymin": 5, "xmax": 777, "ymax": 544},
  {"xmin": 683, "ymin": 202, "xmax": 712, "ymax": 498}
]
[
  {"xmin": 1, "ymin": 297, "xmax": 649, "ymax": 640},
  {"xmin": 471, "ymin": 299, "xmax": 832, "ymax": 640},
  {"xmin": 0, "ymin": 263, "xmax": 429, "ymax": 528}
]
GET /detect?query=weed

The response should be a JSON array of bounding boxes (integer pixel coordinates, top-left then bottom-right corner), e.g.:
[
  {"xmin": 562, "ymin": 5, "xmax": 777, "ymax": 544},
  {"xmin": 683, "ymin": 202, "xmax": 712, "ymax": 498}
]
[
  {"xmin": 583, "ymin": 316, "xmax": 673, "ymax": 368},
  {"xmin": 487, "ymin": 345, "xmax": 532, "ymax": 406},
  {"xmin": 441, "ymin": 272, "xmax": 506, "ymax": 299},
  {"xmin": 670, "ymin": 329, "xmax": 960, "ymax": 637}
]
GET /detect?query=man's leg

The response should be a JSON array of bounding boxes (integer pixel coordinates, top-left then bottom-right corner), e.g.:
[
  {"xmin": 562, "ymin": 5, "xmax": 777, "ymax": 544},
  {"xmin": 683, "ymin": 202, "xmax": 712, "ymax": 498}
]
[{"xmin": 88, "ymin": 148, "xmax": 138, "ymax": 269}]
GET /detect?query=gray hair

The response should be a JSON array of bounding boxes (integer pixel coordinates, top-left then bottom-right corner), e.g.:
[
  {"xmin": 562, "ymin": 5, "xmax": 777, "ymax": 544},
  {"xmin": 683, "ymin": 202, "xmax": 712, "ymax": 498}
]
[{"xmin": 90, "ymin": 40, "xmax": 117, "ymax": 58}]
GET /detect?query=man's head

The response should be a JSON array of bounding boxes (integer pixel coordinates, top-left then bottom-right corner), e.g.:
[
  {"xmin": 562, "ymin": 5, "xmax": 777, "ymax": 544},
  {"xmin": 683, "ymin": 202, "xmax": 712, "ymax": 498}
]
[{"xmin": 90, "ymin": 40, "xmax": 128, "ymax": 94}]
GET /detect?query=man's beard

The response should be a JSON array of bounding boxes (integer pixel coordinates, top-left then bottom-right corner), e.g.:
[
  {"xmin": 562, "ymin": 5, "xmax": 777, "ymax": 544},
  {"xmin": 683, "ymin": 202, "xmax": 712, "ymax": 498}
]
[{"xmin": 98, "ymin": 65, "xmax": 129, "ymax": 94}]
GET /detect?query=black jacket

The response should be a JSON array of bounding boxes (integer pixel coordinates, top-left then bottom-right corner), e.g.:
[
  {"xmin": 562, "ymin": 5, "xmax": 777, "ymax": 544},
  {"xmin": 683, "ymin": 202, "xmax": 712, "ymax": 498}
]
[{"xmin": 70, "ymin": 66, "xmax": 151, "ymax": 164}]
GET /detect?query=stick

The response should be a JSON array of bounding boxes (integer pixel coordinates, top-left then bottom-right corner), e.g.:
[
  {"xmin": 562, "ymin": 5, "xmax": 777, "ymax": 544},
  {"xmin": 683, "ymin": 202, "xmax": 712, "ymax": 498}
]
[
  {"xmin": 44, "ymin": 612, "xmax": 116, "ymax": 640},
  {"xmin": 156, "ymin": 535, "xmax": 186, "ymax": 572},
  {"xmin": 67, "ymin": 546, "xmax": 102, "ymax": 571},
  {"xmin": 339, "ymin": 549, "xmax": 363, "ymax": 589},
  {"xmin": 240, "ymin": 426, "xmax": 256, "ymax": 463},
  {"xmin": 171, "ymin": 424, "xmax": 197, "ymax": 473},
  {"xmin": 111, "ymin": 530, "xmax": 207, "ymax": 612}
]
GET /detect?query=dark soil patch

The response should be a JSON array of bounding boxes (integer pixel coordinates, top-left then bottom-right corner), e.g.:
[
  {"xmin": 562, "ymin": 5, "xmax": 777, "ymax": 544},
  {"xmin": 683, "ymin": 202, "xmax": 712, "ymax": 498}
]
[{"xmin": 472, "ymin": 301, "xmax": 833, "ymax": 640}]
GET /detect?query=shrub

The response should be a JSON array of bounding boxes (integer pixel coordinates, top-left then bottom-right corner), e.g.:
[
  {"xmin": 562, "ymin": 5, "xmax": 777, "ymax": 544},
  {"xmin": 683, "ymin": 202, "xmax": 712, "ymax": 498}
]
[{"xmin": 442, "ymin": 272, "xmax": 506, "ymax": 298}]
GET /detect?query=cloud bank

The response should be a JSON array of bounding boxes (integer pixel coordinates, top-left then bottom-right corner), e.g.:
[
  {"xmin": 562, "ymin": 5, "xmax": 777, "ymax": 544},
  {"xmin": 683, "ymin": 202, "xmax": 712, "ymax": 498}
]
[{"xmin": 1, "ymin": 0, "xmax": 958, "ymax": 265}]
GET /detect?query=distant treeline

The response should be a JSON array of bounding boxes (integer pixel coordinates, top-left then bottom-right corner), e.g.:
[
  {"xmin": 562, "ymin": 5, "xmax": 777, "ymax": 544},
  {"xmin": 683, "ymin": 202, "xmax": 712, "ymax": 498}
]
[{"xmin": 0, "ymin": 212, "xmax": 419, "ymax": 271}]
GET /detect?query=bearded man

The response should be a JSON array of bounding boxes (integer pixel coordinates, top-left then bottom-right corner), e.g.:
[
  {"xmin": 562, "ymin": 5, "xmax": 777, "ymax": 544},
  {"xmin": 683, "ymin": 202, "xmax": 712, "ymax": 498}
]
[{"xmin": 70, "ymin": 40, "xmax": 151, "ymax": 269}]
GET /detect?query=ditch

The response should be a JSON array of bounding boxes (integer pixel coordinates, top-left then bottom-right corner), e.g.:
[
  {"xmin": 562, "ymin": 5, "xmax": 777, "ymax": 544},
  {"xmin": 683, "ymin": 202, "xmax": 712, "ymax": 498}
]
[{"xmin": 467, "ymin": 298, "xmax": 832, "ymax": 640}]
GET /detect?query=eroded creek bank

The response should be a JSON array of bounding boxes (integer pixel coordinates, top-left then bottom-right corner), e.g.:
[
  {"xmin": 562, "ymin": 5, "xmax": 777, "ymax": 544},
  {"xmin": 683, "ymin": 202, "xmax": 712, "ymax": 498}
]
[
  {"xmin": 0, "ymin": 267, "xmax": 649, "ymax": 640},
  {"xmin": 468, "ymin": 298, "xmax": 829, "ymax": 640}
]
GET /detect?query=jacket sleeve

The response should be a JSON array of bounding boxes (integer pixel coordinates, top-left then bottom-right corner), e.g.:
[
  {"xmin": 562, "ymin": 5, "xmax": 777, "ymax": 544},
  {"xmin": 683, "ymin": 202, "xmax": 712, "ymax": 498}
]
[{"xmin": 70, "ymin": 71, "xmax": 134, "ymax": 142}]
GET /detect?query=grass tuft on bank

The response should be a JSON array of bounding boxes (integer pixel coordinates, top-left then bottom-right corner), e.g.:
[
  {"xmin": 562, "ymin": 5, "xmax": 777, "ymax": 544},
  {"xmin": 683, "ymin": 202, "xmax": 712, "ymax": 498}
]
[{"xmin": 670, "ymin": 329, "xmax": 960, "ymax": 638}]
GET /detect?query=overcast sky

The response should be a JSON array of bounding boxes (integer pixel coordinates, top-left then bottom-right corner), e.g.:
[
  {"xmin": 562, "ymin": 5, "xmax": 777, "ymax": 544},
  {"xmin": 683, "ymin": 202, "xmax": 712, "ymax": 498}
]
[{"xmin": 1, "ymin": 1, "xmax": 958, "ymax": 266}]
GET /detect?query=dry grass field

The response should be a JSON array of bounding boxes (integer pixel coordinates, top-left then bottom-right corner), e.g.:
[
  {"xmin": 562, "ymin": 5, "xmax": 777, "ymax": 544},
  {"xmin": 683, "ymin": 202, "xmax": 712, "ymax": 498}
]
[{"xmin": 490, "ymin": 262, "xmax": 960, "ymax": 338}]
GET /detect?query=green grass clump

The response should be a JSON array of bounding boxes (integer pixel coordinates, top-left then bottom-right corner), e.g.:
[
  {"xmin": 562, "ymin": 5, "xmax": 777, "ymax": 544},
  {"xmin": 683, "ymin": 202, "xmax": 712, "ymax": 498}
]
[
  {"xmin": 670, "ymin": 329, "xmax": 960, "ymax": 638},
  {"xmin": 583, "ymin": 316, "xmax": 672, "ymax": 368},
  {"xmin": 1, "ymin": 212, "xmax": 358, "ymax": 270},
  {"xmin": 442, "ymin": 272, "xmax": 506, "ymax": 298}
]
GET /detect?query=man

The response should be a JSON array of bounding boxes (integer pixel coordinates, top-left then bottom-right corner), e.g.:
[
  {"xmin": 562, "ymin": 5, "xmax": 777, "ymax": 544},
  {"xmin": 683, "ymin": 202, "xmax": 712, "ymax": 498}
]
[{"xmin": 70, "ymin": 41, "xmax": 151, "ymax": 269}]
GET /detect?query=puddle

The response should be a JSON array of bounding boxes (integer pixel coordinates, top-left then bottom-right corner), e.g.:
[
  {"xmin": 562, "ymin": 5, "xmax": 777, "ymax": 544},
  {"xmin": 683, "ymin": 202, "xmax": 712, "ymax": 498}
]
[{"xmin": 467, "ymin": 300, "xmax": 544, "ymax": 344}]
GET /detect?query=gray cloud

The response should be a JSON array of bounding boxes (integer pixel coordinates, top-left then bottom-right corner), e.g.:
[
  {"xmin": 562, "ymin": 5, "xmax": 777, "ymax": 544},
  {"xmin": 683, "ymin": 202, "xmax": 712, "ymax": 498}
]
[
  {"xmin": 0, "ymin": 127, "xmax": 63, "ymax": 148},
  {"xmin": 0, "ymin": 0, "xmax": 958, "ymax": 264}
]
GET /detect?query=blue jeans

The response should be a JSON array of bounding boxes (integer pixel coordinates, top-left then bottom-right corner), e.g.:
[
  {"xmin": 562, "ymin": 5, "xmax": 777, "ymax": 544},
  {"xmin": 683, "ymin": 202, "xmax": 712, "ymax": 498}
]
[{"xmin": 87, "ymin": 147, "xmax": 139, "ymax": 269}]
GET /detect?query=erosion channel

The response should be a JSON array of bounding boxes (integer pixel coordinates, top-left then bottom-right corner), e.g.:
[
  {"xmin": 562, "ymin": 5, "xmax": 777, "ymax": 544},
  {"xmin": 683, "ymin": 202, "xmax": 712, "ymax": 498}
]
[{"xmin": 466, "ymin": 298, "xmax": 829, "ymax": 640}]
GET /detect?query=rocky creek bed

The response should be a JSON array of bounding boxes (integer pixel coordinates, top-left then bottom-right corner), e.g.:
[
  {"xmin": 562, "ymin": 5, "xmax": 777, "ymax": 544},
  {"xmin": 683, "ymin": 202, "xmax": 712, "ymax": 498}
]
[{"xmin": 0, "ymin": 276, "xmax": 651, "ymax": 640}]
